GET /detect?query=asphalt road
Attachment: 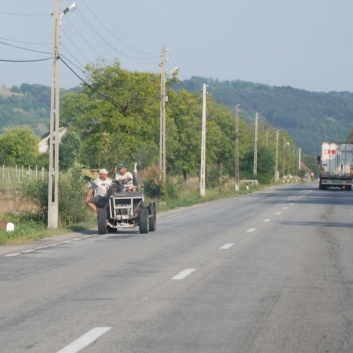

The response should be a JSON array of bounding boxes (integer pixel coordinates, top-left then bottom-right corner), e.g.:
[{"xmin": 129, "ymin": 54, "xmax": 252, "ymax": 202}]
[{"xmin": 1, "ymin": 183, "xmax": 353, "ymax": 353}]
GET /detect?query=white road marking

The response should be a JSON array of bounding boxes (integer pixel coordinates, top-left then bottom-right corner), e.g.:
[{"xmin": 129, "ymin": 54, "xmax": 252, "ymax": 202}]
[
  {"xmin": 264, "ymin": 219, "xmax": 271, "ymax": 222},
  {"xmin": 275, "ymin": 212, "xmax": 281, "ymax": 215},
  {"xmin": 35, "ymin": 246, "xmax": 50, "ymax": 250},
  {"xmin": 283, "ymin": 206, "xmax": 288, "ymax": 210},
  {"xmin": 220, "ymin": 243, "xmax": 234, "ymax": 250},
  {"xmin": 56, "ymin": 327, "xmax": 112, "ymax": 353},
  {"xmin": 21, "ymin": 249, "xmax": 34, "ymax": 253},
  {"xmin": 5, "ymin": 253, "xmax": 20, "ymax": 257},
  {"xmin": 246, "ymin": 228, "xmax": 256, "ymax": 233},
  {"xmin": 172, "ymin": 268, "xmax": 196, "ymax": 280}
]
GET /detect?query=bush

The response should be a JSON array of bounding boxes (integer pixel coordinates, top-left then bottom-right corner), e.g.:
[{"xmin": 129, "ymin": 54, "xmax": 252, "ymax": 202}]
[
  {"xmin": 142, "ymin": 165, "xmax": 162, "ymax": 198},
  {"xmin": 19, "ymin": 166, "xmax": 89, "ymax": 226},
  {"xmin": 142, "ymin": 165, "xmax": 178, "ymax": 200}
]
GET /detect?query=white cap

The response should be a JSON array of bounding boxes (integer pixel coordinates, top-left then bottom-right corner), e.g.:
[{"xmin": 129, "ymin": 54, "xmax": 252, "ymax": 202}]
[{"xmin": 99, "ymin": 168, "xmax": 109, "ymax": 174}]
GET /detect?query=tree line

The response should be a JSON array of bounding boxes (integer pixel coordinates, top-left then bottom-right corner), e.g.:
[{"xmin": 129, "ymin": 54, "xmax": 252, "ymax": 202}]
[{"xmin": 0, "ymin": 61, "xmax": 300, "ymax": 187}]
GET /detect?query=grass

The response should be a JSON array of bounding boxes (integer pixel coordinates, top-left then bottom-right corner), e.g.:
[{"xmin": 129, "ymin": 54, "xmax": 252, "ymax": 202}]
[
  {"xmin": 0, "ymin": 179, "xmax": 271, "ymax": 246},
  {"xmin": 0, "ymin": 166, "xmax": 45, "ymax": 189}
]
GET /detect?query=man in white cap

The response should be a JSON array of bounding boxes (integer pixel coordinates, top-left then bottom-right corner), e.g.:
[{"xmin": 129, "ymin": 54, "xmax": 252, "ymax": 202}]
[{"xmin": 85, "ymin": 168, "xmax": 113, "ymax": 213}]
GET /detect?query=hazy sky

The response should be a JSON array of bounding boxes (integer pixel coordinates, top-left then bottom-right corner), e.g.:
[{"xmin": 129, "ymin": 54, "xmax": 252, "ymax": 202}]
[{"xmin": 1, "ymin": 0, "xmax": 353, "ymax": 92}]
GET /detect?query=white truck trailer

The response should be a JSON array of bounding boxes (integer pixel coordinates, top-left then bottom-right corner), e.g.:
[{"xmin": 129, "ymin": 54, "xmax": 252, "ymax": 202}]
[{"xmin": 317, "ymin": 142, "xmax": 353, "ymax": 190}]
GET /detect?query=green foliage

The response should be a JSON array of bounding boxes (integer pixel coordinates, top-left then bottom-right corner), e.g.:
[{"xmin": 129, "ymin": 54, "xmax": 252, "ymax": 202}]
[
  {"xmin": 0, "ymin": 84, "xmax": 50, "ymax": 136},
  {"xmin": 0, "ymin": 212, "xmax": 47, "ymax": 245},
  {"xmin": 179, "ymin": 78, "xmax": 353, "ymax": 155},
  {"xmin": 346, "ymin": 129, "xmax": 353, "ymax": 143},
  {"xmin": 302, "ymin": 155, "xmax": 320, "ymax": 176},
  {"xmin": 57, "ymin": 167, "xmax": 88, "ymax": 225},
  {"xmin": 60, "ymin": 61, "xmax": 161, "ymax": 171},
  {"xmin": 19, "ymin": 166, "xmax": 89, "ymax": 226},
  {"xmin": 59, "ymin": 131, "xmax": 82, "ymax": 170},
  {"xmin": 0, "ymin": 127, "xmax": 40, "ymax": 166},
  {"xmin": 142, "ymin": 165, "xmax": 162, "ymax": 198},
  {"xmin": 240, "ymin": 146, "xmax": 276, "ymax": 183}
]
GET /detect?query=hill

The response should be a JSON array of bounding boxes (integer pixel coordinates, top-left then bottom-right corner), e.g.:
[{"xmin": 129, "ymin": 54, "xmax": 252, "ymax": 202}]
[
  {"xmin": 1, "ymin": 80, "xmax": 353, "ymax": 155},
  {"xmin": 0, "ymin": 85, "xmax": 51, "ymax": 137},
  {"xmin": 177, "ymin": 77, "xmax": 353, "ymax": 155}
]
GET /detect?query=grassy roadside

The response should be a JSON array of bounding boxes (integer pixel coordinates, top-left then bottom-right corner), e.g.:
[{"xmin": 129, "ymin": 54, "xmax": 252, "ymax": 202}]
[{"xmin": 0, "ymin": 181, "xmax": 272, "ymax": 246}]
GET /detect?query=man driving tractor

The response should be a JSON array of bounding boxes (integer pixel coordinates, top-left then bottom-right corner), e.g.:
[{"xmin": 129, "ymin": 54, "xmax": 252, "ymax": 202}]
[{"xmin": 115, "ymin": 163, "xmax": 136, "ymax": 192}]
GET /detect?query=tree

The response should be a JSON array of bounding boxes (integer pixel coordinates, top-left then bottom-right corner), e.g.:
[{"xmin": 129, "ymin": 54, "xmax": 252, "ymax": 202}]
[
  {"xmin": 0, "ymin": 127, "xmax": 40, "ymax": 166},
  {"xmin": 59, "ymin": 131, "xmax": 81, "ymax": 170},
  {"xmin": 346, "ymin": 130, "xmax": 353, "ymax": 143},
  {"xmin": 60, "ymin": 60, "xmax": 161, "ymax": 171}
]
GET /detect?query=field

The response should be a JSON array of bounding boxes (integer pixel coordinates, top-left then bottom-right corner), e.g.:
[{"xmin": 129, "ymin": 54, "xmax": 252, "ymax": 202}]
[
  {"xmin": 0, "ymin": 166, "xmax": 45, "ymax": 190},
  {"xmin": 0, "ymin": 166, "xmax": 44, "ymax": 214},
  {"xmin": 0, "ymin": 87, "xmax": 24, "ymax": 98}
]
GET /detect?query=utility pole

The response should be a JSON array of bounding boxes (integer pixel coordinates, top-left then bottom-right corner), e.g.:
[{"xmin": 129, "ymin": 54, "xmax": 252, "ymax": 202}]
[
  {"xmin": 275, "ymin": 129, "xmax": 279, "ymax": 182},
  {"xmin": 160, "ymin": 47, "xmax": 167, "ymax": 183},
  {"xmin": 253, "ymin": 112, "xmax": 258, "ymax": 176},
  {"xmin": 48, "ymin": 0, "xmax": 61, "ymax": 228},
  {"xmin": 200, "ymin": 84, "xmax": 207, "ymax": 197},
  {"xmin": 234, "ymin": 104, "xmax": 240, "ymax": 191},
  {"xmin": 298, "ymin": 147, "xmax": 301, "ymax": 171},
  {"xmin": 48, "ymin": 0, "xmax": 76, "ymax": 228}
]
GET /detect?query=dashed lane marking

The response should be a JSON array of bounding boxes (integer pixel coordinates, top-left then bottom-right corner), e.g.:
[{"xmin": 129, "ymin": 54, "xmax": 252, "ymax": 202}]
[
  {"xmin": 172, "ymin": 268, "xmax": 196, "ymax": 280},
  {"xmin": 220, "ymin": 243, "xmax": 234, "ymax": 250},
  {"xmin": 56, "ymin": 327, "xmax": 112, "ymax": 353}
]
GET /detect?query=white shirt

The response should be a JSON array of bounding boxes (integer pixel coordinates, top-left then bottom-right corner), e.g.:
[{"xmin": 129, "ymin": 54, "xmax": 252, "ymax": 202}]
[
  {"xmin": 115, "ymin": 171, "xmax": 133, "ymax": 189},
  {"xmin": 91, "ymin": 177, "xmax": 112, "ymax": 197}
]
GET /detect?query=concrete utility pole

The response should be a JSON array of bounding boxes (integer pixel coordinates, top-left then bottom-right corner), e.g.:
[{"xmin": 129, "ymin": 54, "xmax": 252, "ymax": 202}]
[
  {"xmin": 298, "ymin": 148, "xmax": 301, "ymax": 171},
  {"xmin": 200, "ymin": 84, "xmax": 207, "ymax": 197},
  {"xmin": 48, "ymin": 0, "xmax": 61, "ymax": 228},
  {"xmin": 234, "ymin": 104, "xmax": 240, "ymax": 191},
  {"xmin": 159, "ymin": 47, "xmax": 167, "ymax": 183},
  {"xmin": 253, "ymin": 112, "xmax": 258, "ymax": 176},
  {"xmin": 283, "ymin": 139, "xmax": 289, "ymax": 177},
  {"xmin": 275, "ymin": 129, "xmax": 279, "ymax": 182},
  {"xmin": 48, "ymin": 0, "xmax": 76, "ymax": 228}
]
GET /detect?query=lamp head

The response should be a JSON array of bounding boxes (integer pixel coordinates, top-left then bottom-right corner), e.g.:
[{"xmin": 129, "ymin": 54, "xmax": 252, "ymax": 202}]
[
  {"xmin": 69, "ymin": 3, "xmax": 77, "ymax": 12},
  {"xmin": 63, "ymin": 3, "xmax": 77, "ymax": 15}
]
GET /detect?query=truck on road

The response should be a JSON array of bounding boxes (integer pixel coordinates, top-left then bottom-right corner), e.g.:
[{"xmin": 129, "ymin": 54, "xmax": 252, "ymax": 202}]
[{"xmin": 317, "ymin": 142, "xmax": 353, "ymax": 190}]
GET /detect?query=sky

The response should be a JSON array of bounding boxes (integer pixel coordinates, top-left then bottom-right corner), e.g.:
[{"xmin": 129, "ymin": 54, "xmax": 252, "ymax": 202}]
[{"xmin": 1, "ymin": 0, "xmax": 353, "ymax": 93}]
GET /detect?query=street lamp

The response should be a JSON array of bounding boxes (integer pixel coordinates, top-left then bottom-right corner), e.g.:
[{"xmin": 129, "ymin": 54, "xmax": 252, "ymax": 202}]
[{"xmin": 48, "ymin": 1, "xmax": 77, "ymax": 228}]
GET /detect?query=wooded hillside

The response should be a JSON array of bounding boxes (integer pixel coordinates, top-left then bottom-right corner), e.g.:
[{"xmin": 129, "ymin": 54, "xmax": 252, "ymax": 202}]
[
  {"xmin": 178, "ymin": 77, "xmax": 353, "ymax": 155},
  {"xmin": 2, "ymin": 78, "xmax": 353, "ymax": 155}
]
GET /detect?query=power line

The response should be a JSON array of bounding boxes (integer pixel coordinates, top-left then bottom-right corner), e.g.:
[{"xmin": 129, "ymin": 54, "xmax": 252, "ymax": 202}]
[
  {"xmin": 81, "ymin": 0, "xmax": 157, "ymax": 56},
  {"xmin": 0, "ymin": 41, "xmax": 51, "ymax": 55},
  {"xmin": 0, "ymin": 11, "xmax": 48, "ymax": 16},
  {"xmin": 0, "ymin": 58, "xmax": 51, "ymax": 63}
]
